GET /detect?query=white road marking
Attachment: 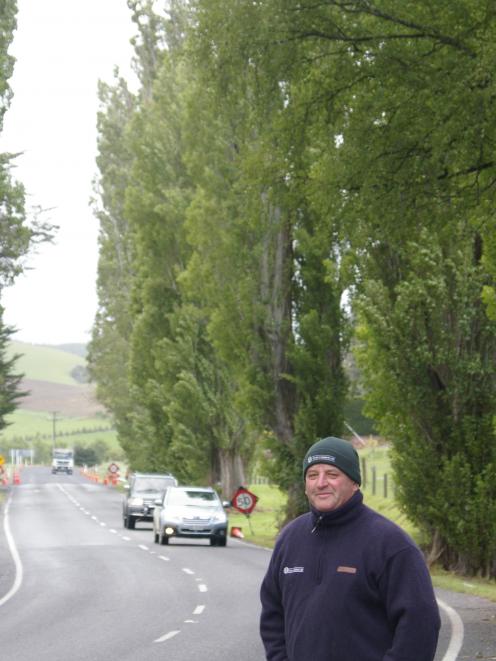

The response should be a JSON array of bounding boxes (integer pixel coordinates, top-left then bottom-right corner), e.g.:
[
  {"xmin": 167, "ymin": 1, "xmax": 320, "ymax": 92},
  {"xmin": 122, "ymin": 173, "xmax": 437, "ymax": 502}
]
[
  {"xmin": 193, "ymin": 605, "xmax": 205, "ymax": 615},
  {"xmin": 198, "ymin": 584, "xmax": 208, "ymax": 592},
  {"xmin": 158, "ymin": 555, "xmax": 170, "ymax": 561},
  {"xmin": 182, "ymin": 567, "xmax": 194, "ymax": 575},
  {"xmin": 0, "ymin": 495, "xmax": 23, "ymax": 608},
  {"xmin": 122, "ymin": 536, "xmax": 131, "ymax": 541},
  {"xmin": 437, "ymin": 598, "xmax": 464, "ymax": 661},
  {"xmin": 100, "ymin": 522, "xmax": 106, "ymax": 527},
  {"xmin": 109, "ymin": 529, "xmax": 117, "ymax": 534},
  {"xmin": 138, "ymin": 544, "xmax": 149, "ymax": 551},
  {"xmin": 154, "ymin": 630, "xmax": 180, "ymax": 643}
]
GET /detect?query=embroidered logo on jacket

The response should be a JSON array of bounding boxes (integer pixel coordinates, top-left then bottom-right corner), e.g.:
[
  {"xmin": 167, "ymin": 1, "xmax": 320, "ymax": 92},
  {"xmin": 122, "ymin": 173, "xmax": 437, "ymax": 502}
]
[
  {"xmin": 337, "ymin": 566, "xmax": 357, "ymax": 574},
  {"xmin": 283, "ymin": 566, "xmax": 304, "ymax": 574}
]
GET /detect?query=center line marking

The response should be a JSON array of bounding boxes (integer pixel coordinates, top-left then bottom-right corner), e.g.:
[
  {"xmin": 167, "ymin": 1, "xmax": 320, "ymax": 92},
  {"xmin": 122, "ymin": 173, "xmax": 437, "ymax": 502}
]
[
  {"xmin": 193, "ymin": 605, "xmax": 205, "ymax": 615},
  {"xmin": 155, "ymin": 630, "xmax": 180, "ymax": 643}
]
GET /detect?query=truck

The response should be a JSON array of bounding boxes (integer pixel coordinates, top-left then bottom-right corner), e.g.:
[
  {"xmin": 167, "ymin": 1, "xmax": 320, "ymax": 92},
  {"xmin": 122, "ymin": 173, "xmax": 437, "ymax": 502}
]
[{"xmin": 51, "ymin": 448, "xmax": 74, "ymax": 475}]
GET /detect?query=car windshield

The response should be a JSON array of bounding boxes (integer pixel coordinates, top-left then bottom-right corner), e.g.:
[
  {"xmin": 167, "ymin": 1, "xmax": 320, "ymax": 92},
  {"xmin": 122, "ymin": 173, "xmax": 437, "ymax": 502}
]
[
  {"xmin": 168, "ymin": 490, "xmax": 217, "ymax": 507},
  {"xmin": 133, "ymin": 477, "xmax": 174, "ymax": 492}
]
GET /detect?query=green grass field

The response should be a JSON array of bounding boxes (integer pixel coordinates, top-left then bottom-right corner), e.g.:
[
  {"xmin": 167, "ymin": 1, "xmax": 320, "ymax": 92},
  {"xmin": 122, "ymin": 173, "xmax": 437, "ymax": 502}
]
[
  {"xmin": 7, "ymin": 341, "xmax": 86, "ymax": 385},
  {"xmin": 2, "ymin": 341, "xmax": 118, "ymax": 457},
  {"xmin": 3, "ymin": 409, "xmax": 110, "ymax": 438}
]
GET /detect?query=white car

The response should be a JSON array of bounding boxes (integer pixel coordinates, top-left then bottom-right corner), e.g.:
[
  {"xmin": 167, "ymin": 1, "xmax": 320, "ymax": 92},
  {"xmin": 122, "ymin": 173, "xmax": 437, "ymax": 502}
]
[{"xmin": 153, "ymin": 485, "xmax": 228, "ymax": 546}]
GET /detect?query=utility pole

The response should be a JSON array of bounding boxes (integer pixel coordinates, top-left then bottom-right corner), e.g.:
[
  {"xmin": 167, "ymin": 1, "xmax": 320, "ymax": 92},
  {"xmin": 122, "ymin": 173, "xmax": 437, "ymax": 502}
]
[{"xmin": 51, "ymin": 411, "xmax": 59, "ymax": 452}]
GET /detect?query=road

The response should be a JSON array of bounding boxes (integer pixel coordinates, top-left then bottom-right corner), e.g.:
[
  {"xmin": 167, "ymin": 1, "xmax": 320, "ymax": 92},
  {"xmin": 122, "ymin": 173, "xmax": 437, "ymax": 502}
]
[
  {"xmin": 0, "ymin": 467, "xmax": 267, "ymax": 661},
  {"xmin": 0, "ymin": 466, "xmax": 495, "ymax": 660}
]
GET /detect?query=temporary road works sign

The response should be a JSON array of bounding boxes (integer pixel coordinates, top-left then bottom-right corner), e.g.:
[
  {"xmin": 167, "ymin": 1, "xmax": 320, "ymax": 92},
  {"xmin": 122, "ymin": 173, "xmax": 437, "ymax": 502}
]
[{"xmin": 231, "ymin": 486, "xmax": 259, "ymax": 515}]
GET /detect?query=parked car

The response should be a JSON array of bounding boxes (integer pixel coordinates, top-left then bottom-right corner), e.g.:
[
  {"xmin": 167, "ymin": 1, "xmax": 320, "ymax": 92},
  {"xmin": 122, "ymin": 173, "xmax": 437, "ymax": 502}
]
[
  {"xmin": 122, "ymin": 472, "xmax": 178, "ymax": 529},
  {"xmin": 153, "ymin": 485, "xmax": 228, "ymax": 546}
]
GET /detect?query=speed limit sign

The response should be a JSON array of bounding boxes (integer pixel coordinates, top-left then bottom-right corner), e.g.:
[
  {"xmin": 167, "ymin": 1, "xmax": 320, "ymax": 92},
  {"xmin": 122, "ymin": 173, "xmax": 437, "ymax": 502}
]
[{"xmin": 232, "ymin": 486, "xmax": 258, "ymax": 514}]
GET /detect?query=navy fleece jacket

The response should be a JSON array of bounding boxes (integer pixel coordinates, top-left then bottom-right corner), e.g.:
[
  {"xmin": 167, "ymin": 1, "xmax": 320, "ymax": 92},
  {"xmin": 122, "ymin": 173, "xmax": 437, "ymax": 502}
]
[{"xmin": 260, "ymin": 491, "xmax": 440, "ymax": 661}]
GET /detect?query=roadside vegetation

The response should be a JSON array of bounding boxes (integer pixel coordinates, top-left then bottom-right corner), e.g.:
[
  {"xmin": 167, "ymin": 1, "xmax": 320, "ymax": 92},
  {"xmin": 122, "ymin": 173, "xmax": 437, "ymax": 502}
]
[{"xmin": 83, "ymin": 1, "xmax": 496, "ymax": 585}]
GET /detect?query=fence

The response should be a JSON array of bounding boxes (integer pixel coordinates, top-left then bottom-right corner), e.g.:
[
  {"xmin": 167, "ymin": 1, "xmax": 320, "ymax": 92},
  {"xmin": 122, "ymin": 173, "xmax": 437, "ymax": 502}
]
[
  {"xmin": 250, "ymin": 459, "xmax": 395, "ymax": 498},
  {"xmin": 361, "ymin": 457, "xmax": 395, "ymax": 498}
]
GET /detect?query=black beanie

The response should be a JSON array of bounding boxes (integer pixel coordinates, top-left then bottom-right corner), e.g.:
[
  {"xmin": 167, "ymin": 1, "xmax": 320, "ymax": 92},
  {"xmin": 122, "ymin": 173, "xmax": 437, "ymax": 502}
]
[{"xmin": 303, "ymin": 436, "xmax": 361, "ymax": 485}]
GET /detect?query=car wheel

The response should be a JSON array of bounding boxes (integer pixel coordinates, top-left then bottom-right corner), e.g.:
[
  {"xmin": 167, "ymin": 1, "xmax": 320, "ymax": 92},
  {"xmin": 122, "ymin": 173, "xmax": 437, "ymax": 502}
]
[
  {"xmin": 160, "ymin": 530, "xmax": 169, "ymax": 545},
  {"xmin": 126, "ymin": 516, "xmax": 136, "ymax": 530},
  {"xmin": 154, "ymin": 528, "xmax": 159, "ymax": 544},
  {"xmin": 210, "ymin": 535, "xmax": 227, "ymax": 547}
]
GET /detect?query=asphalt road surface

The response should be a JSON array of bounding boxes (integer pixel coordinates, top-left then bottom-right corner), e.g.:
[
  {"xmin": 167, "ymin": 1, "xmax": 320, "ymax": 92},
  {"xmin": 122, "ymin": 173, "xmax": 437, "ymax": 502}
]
[{"xmin": 1, "ymin": 466, "xmax": 495, "ymax": 661}]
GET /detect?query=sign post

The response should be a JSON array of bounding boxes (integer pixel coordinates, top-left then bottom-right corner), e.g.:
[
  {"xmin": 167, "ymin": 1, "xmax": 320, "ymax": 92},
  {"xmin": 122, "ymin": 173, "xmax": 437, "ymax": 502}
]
[{"xmin": 231, "ymin": 486, "xmax": 259, "ymax": 534}]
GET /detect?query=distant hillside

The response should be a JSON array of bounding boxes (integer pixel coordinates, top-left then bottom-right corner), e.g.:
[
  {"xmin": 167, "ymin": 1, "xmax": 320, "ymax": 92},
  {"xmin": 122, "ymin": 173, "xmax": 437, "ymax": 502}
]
[
  {"xmin": 6, "ymin": 341, "xmax": 104, "ymax": 418},
  {"xmin": 7, "ymin": 341, "xmax": 87, "ymax": 386},
  {"xmin": 19, "ymin": 379, "xmax": 104, "ymax": 417},
  {"xmin": 41, "ymin": 343, "xmax": 87, "ymax": 358}
]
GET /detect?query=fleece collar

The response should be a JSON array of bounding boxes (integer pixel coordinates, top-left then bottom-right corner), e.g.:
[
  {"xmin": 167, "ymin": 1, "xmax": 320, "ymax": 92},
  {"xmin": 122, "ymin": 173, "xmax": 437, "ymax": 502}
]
[{"xmin": 310, "ymin": 490, "xmax": 363, "ymax": 529}]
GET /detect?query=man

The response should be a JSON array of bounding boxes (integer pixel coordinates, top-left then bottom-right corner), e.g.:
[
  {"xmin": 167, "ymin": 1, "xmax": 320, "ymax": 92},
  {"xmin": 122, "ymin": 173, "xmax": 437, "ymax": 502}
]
[{"xmin": 260, "ymin": 436, "xmax": 441, "ymax": 661}]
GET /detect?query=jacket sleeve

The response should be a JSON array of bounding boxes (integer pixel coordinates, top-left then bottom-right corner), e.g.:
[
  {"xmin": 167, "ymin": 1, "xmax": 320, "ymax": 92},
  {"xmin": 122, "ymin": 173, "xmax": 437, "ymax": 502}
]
[
  {"xmin": 380, "ymin": 546, "xmax": 441, "ymax": 661},
  {"xmin": 260, "ymin": 549, "xmax": 289, "ymax": 661}
]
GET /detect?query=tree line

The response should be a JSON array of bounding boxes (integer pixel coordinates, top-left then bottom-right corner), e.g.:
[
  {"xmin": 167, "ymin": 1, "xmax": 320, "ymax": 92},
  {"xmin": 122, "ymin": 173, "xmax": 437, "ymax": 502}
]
[
  {"xmin": 0, "ymin": 2, "xmax": 54, "ymax": 438},
  {"xmin": 82, "ymin": 1, "xmax": 496, "ymax": 578}
]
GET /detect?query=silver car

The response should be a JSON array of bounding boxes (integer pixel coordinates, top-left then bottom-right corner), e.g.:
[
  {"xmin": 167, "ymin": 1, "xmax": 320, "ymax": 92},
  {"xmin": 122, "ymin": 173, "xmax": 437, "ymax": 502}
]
[
  {"xmin": 153, "ymin": 485, "xmax": 228, "ymax": 546},
  {"xmin": 123, "ymin": 472, "xmax": 178, "ymax": 529}
]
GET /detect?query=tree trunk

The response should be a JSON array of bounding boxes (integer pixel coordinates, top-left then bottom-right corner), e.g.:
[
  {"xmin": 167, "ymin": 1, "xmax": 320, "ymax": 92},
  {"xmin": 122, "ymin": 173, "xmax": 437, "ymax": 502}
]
[
  {"xmin": 259, "ymin": 195, "xmax": 296, "ymax": 445},
  {"xmin": 217, "ymin": 447, "xmax": 246, "ymax": 501}
]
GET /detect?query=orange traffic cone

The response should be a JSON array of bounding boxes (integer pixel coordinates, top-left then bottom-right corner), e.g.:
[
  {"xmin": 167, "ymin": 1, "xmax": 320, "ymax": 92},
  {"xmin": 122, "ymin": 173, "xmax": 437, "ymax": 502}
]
[
  {"xmin": 230, "ymin": 526, "xmax": 244, "ymax": 538},
  {"xmin": 13, "ymin": 472, "xmax": 20, "ymax": 485}
]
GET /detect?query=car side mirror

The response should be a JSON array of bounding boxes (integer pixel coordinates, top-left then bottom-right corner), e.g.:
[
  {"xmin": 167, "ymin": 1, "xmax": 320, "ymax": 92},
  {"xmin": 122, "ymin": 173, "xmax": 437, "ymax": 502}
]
[
  {"xmin": 222, "ymin": 500, "xmax": 232, "ymax": 509},
  {"xmin": 154, "ymin": 498, "xmax": 162, "ymax": 506}
]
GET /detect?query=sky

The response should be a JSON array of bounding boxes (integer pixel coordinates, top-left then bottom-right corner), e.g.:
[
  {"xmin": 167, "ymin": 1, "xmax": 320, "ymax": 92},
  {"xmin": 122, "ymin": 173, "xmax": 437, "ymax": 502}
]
[{"xmin": 0, "ymin": 0, "xmax": 137, "ymax": 346}]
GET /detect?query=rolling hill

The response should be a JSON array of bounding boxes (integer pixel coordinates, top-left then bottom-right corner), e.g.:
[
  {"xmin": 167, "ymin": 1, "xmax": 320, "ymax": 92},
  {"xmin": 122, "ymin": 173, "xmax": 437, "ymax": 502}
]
[{"xmin": 6, "ymin": 341, "xmax": 105, "ymax": 418}]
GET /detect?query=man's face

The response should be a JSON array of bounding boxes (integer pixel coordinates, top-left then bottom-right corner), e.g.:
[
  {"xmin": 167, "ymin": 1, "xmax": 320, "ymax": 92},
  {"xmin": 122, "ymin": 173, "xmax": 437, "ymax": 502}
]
[{"xmin": 305, "ymin": 463, "xmax": 359, "ymax": 512}]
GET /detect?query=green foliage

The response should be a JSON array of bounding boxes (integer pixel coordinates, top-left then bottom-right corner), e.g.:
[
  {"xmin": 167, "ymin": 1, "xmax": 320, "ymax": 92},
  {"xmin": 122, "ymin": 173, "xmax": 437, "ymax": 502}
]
[
  {"xmin": 88, "ymin": 0, "xmax": 496, "ymax": 576},
  {"xmin": 191, "ymin": 0, "xmax": 496, "ymax": 573},
  {"xmin": 74, "ymin": 439, "xmax": 116, "ymax": 467},
  {"xmin": 0, "ymin": 321, "xmax": 25, "ymax": 431},
  {"xmin": 0, "ymin": 2, "xmax": 56, "ymax": 432},
  {"xmin": 74, "ymin": 445, "xmax": 98, "ymax": 467}
]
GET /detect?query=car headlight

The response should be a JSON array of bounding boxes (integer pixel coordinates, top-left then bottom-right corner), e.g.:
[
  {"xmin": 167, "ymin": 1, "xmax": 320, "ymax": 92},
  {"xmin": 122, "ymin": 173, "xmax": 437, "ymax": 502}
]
[
  {"xmin": 212, "ymin": 512, "xmax": 227, "ymax": 523},
  {"xmin": 128, "ymin": 497, "xmax": 144, "ymax": 507}
]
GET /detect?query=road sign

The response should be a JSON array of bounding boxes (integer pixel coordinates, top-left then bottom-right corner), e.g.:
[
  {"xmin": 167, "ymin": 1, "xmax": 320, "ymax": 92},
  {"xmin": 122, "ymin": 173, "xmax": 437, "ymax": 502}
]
[
  {"xmin": 0, "ymin": 455, "xmax": 4, "ymax": 466},
  {"xmin": 108, "ymin": 463, "xmax": 119, "ymax": 474},
  {"xmin": 231, "ymin": 486, "xmax": 259, "ymax": 514}
]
